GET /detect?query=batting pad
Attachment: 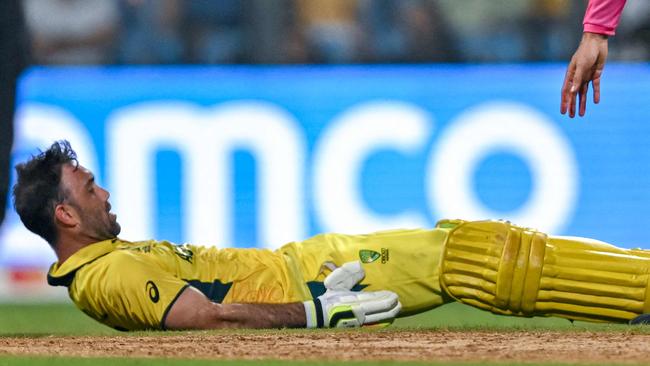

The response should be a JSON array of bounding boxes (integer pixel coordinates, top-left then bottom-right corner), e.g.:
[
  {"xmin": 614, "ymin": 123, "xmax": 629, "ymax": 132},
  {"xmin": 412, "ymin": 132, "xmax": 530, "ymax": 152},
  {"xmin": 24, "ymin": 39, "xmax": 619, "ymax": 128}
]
[{"xmin": 438, "ymin": 220, "xmax": 650, "ymax": 323}]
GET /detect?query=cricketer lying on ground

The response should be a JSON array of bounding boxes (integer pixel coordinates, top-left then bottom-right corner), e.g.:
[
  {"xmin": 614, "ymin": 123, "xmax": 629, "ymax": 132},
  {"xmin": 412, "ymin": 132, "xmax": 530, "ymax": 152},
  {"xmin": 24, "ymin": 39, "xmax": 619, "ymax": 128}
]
[
  {"xmin": 47, "ymin": 219, "xmax": 650, "ymax": 330},
  {"xmin": 16, "ymin": 141, "xmax": 650, "ymax": 330}
]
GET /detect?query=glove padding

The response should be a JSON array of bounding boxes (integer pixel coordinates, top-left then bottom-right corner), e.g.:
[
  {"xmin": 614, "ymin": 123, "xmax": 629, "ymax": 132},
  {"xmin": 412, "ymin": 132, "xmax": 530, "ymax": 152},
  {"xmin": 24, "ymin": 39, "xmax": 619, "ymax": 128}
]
[
  {"xmin": 324, "ymin": 261, "xmax": 365, "ymax": 291},
  {"xmin": 304, "ymin": 261, "xmax": 402, "ymax": 328}
]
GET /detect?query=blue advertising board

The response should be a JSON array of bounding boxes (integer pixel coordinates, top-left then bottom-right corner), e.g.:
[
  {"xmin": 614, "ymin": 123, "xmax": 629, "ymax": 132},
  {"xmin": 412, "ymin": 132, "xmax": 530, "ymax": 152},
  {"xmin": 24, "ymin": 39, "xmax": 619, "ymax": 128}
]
[{"xmin": 2, "ymin": 64, "xmax": 650, "ymax": 269}]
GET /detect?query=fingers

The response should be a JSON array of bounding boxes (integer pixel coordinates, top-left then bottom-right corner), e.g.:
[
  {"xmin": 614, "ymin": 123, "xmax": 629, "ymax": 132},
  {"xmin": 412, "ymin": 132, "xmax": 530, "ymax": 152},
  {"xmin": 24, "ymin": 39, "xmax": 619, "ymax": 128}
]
[
  {"xmin": 355, "ymin": 290, "xmax": 399, "ymax": 315},
  {"xmin": 325, "ymin": 290, "xmax": 400, "ymax": 328},
  {"xmin": 561, "ymin": 55, "xmax": 602, "ymax": 118},
  {"xmin": 561, "ymin": 61, "xmax": 582, "ymax": 118},
  {"xmin": 568, "ymin": 72, "xmax": 583, "ymax": 118},
  {"xmin": 363, "ymin": 301, "xmax": 402, "ymax": 324},
  {"xmin": 354, "ymin": 291, "xmax": 401, "ymax": 325},
  {"xmin": 579, "ymin": 81, "xmax": 589, "ymax": 117},
  {"xmin": 560, "ymin": 62, "xmax": 575, "ymax": 115},
  {"xmin": 561, "ymin": 33, "xmax": 608, "ymax": 118},
  {"xmin": 324, "ymin": 261, "xmax": 365, "ymax": 291},
  {"xmin": 593, "ymin": 73, "xmax": 601, "ymax": 104}
]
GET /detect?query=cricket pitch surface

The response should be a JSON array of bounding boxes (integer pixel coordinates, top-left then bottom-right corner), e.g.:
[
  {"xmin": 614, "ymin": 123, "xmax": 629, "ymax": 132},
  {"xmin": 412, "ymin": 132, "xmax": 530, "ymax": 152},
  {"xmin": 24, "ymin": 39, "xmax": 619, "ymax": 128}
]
[{"xmin": 1, "ymin": 330, "xmax": 648, "ymax": 363}]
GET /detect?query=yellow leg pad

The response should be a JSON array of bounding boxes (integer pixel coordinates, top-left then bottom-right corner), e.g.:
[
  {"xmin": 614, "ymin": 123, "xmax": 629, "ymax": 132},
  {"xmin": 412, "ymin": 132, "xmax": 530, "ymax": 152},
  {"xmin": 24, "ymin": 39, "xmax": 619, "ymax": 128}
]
[{"xmin": 439, "ymin": 220, "xmax": 650, "ymax": 323}]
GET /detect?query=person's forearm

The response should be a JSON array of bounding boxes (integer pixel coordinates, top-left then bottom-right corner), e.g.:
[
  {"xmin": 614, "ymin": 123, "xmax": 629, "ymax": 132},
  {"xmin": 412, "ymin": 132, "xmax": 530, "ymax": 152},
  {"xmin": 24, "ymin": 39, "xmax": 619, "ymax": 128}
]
[
  {"xmin": 163, "ymin": 287, "xmax": 308, "ymax": 330},
  {"xmin": 583, "ymin": 0, "xmax": 626, "ymax": 36},
  {"xmin": 210, "ymin": 302, "xmax": 307, "ymax": 329},
  {"xmin": 163, "ymin": 279, "xmax": 400, "ymax": 330}
]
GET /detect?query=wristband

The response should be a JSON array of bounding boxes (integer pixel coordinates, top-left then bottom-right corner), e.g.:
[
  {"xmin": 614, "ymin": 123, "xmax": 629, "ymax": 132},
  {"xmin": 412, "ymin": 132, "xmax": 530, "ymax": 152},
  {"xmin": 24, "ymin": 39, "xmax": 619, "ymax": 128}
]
[{"xmin": 303, "ymin": 300, "xmax": 317, "ymax": 328}]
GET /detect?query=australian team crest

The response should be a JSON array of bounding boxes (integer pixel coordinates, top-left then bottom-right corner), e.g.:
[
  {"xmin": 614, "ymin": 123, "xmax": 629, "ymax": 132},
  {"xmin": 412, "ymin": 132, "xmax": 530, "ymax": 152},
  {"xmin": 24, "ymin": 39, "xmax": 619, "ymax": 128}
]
[{"xmin": 359, "ymin": 249, "xmax": 381, "ymax": 263}]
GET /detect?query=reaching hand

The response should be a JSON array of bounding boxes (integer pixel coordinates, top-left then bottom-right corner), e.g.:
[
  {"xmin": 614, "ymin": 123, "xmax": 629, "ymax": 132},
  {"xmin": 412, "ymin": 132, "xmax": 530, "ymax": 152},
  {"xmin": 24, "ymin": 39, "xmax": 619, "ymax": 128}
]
[
  {"xmin": 310, "ymin": 289, "xmax": 401, "ymax": 328},
  {"xmin": 303, "ymin": 261, "xmax": 402, "ymax": 328},
  {"xmin": 561, "ymin": 32, "xmax": 609, "ymax": 118}
]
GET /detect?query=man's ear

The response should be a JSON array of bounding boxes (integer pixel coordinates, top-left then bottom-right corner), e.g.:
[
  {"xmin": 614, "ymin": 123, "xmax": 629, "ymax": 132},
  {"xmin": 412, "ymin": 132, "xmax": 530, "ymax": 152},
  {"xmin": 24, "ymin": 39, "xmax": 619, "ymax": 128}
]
[{"xmin": 54, "ymin": 204, "xmax": 78, "ymax": 228}]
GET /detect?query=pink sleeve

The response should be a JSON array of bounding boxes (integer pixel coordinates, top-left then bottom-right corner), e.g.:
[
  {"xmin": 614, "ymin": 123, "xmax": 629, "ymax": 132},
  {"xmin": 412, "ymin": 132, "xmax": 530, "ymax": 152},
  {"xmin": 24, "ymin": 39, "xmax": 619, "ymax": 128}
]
[{"xmin": 583, "ymin": 0, "xmax": 626, "ymax": 36}]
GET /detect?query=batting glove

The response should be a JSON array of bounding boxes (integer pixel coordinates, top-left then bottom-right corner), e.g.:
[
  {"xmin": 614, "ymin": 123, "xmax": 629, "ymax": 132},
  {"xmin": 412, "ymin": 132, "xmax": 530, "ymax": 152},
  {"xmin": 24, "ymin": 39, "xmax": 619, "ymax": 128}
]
[
  {"xmin": 324, "ymin": 261, "xmax": 365, "ymax": 291},
  {"xmin": 304, "ymin": 260, "xmax": 401, "ymax": 328},
  {"xmin": 304, "ymin": 289, "xmax": 401, "ymax": 328}
]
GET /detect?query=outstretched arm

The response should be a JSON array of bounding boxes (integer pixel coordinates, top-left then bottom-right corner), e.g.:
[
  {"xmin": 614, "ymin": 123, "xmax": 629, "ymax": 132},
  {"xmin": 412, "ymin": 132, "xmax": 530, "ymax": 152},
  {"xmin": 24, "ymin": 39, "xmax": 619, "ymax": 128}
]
[
  {"xmin": 560, "ymin": 0, "xmax": 626, "ymax": 118},
  {"xmin": 164, "ymin": 264, "xmax": 401, "ymax": 330},
  {"xmin": 164, "ymin": 286, "xmax": 307, "ymax": 329}
]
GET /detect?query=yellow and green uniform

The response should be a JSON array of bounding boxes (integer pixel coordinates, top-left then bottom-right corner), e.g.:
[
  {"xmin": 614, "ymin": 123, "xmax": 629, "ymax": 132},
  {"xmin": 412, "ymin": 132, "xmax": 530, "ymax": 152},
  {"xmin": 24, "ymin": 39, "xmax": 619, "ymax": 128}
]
[
  {"xmin": 47, "ymin": 228, "xmax": 449, "ymax": 330},
  {"xmin": 47, "ymin": 219, "xmax": 650, "ymax": 331}
]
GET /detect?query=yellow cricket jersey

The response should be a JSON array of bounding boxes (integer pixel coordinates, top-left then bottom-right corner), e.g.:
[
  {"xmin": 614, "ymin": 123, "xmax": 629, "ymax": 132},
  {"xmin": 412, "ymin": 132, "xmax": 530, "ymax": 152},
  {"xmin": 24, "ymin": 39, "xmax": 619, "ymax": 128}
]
[{"xmin": 47, "ymin": 228, "xmax": 452, "ymax": 331}]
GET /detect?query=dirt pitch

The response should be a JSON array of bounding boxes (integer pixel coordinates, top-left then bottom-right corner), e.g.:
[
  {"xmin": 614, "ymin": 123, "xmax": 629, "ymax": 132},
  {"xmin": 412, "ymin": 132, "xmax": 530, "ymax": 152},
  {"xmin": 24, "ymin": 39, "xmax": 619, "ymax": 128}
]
[{"xmin": 1, "ymin": 330, "xmax": 650, "ymax": 363}]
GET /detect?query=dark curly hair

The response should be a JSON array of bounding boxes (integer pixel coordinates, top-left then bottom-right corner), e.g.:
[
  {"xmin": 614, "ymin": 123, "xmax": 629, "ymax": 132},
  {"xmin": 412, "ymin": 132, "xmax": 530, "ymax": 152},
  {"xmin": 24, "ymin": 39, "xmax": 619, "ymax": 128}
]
[{"xmin": 13, "ymin": 140, "xmax": 78, "ymax": 246}]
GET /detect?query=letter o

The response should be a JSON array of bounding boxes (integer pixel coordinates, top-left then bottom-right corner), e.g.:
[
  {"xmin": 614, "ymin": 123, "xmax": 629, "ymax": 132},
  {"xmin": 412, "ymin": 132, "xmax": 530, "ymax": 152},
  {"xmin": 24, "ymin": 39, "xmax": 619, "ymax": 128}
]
[{"xmin": 426, "ymin": 102, "xmax": 578, "ymax": 234}]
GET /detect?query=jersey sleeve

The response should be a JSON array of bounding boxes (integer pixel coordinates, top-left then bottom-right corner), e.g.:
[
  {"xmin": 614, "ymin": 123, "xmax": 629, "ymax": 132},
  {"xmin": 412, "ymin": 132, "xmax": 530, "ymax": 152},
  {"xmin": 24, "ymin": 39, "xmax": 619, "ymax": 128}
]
[
  {"xmin": 583, "ymin": 0, "xmax": 627, "ymax": 35},
  {"xmin": 70, "ymin": 252, "xmax": 189, "ymax": 331}
]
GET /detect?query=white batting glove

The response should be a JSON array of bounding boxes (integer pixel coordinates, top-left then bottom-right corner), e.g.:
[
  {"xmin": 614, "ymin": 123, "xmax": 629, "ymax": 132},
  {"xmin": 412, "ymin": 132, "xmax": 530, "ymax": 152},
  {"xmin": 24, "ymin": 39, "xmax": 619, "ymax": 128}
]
[
  {"xmin": 304, "ymin": 260, "xmax": 401, "ymax": 328},
  {"xmin": 324, "ymin": 261, "xmax": 365, "ymax": 291},
  {"xmin": 304, "ymin": 289, "xmax": 401, "ymax": 328}
]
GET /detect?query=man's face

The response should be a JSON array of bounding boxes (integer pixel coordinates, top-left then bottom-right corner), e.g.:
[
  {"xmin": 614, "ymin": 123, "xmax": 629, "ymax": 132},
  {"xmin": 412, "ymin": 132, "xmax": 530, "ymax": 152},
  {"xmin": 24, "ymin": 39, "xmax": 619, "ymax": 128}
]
[{"xmin": 59, "ymin": 164, "xmax": 121, "ymax": 241}]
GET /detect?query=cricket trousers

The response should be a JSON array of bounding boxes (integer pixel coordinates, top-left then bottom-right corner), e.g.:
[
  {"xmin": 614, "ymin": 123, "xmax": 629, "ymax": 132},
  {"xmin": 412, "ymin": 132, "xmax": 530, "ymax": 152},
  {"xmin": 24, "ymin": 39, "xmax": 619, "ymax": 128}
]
[{"xmin": 279, "ymin": 220, "xmax": 650, "ymax": 322}]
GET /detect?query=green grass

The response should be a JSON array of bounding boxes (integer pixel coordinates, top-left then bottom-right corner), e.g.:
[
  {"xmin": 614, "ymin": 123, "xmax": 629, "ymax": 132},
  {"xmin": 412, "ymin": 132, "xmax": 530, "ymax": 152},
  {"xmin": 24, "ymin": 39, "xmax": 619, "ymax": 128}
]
[
  {"xmin": 394, "ymin": 302, "xmax": 636, "ymax": 332},
  {"xmin": 0, "ymin": 302, "xmax": 115, "ymax": 336},
  {"xmin": 0, "ymin": 301, "xmax": 640, "ymax": 336}
]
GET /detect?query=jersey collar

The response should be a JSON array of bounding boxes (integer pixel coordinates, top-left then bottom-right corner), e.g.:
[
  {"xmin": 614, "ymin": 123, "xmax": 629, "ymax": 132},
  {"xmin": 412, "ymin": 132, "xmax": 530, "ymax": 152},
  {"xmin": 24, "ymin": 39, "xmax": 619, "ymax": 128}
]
[{"xmin": 47, "ymin": 238, "xmax": 119, "ymax": 287}]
